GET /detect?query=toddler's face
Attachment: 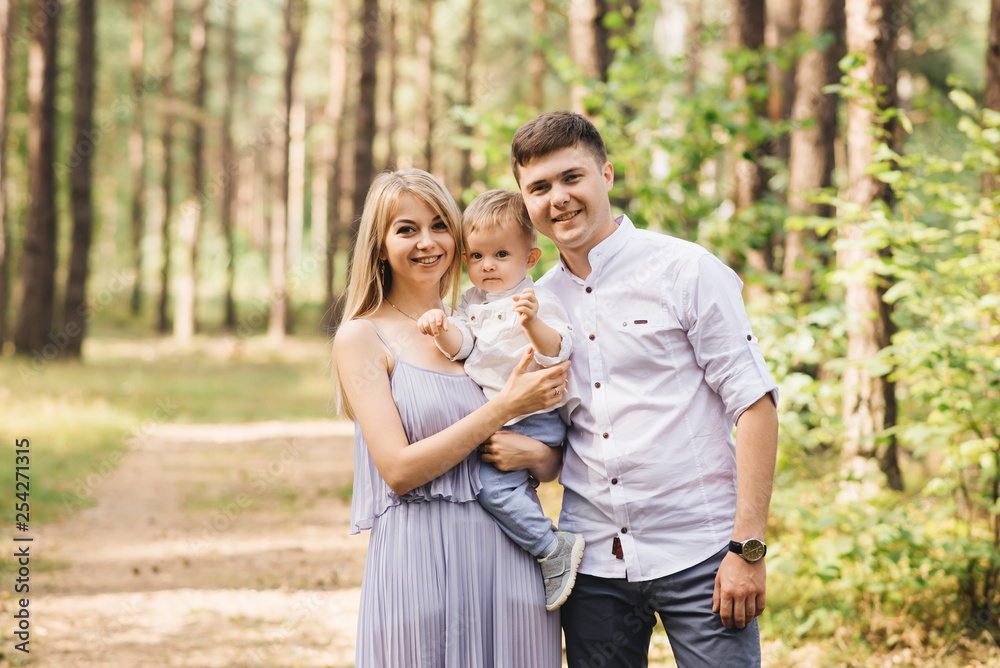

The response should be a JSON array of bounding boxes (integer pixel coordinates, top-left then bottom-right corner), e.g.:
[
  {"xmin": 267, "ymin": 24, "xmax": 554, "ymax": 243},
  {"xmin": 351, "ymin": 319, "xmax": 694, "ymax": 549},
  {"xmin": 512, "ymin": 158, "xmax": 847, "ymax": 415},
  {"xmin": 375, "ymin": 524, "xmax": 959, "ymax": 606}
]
[{"xmin": 463, "ymin": 226, "xmax": 538, "ymax": 294}]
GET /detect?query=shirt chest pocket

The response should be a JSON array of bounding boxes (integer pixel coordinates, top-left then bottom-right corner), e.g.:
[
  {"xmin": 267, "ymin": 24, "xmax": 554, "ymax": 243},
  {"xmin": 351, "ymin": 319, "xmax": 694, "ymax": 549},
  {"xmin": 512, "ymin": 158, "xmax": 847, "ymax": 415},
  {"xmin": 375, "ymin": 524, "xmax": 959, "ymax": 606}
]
[
  {"xmin": 471, "ymin": 309, "xmax": 519, "ymax": 336},
  {"xmin": 612, "ymin": 314, "xmax": 685, "ymax": 364}
]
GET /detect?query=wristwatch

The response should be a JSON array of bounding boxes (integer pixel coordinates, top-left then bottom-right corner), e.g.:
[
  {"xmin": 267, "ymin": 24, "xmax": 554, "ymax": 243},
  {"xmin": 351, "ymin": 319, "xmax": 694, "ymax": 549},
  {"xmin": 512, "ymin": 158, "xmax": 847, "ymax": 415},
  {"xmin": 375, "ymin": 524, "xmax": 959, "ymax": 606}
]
[{"xmin": 729, "ymin": 538, "xmax": 767, "ymax": 562}]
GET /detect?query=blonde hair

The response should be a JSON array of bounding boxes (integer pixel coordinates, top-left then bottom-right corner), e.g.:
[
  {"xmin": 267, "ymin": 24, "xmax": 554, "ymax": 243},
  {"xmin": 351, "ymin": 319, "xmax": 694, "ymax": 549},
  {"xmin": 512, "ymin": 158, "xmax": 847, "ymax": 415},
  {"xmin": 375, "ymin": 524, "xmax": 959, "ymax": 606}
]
[
  {"xmin": 334, "ymin": 169, "xmax": 463, "ymax": 418},
  {"xmin": 463, "ymin": 190, "xmax": 536, "ymax": 247}
]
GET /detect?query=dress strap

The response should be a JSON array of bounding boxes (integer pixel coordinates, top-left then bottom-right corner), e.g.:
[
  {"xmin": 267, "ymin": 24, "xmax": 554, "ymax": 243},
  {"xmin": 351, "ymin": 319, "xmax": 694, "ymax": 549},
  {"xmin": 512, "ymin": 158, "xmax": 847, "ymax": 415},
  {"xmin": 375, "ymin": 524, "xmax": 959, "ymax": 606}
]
[{"xmin": 359, "ymin": 319, "xmax": 399, "ymax": 360}]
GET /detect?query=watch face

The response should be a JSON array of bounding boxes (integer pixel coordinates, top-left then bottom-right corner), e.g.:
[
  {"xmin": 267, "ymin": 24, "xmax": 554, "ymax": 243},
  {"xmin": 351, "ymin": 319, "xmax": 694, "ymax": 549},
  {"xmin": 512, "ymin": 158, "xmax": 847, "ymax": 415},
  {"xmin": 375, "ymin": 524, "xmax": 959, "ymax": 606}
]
[{"xmin": 742, "ymin": 539, "xmax": 766, "ymax": 561}]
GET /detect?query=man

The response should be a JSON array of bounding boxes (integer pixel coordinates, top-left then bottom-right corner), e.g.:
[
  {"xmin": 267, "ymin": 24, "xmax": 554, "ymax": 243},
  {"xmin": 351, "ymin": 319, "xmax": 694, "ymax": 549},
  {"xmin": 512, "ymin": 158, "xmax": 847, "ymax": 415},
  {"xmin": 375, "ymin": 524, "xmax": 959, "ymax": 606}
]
[{"xmin": 511, "ymin": 111, "xmax": 778, "ymax": 667}]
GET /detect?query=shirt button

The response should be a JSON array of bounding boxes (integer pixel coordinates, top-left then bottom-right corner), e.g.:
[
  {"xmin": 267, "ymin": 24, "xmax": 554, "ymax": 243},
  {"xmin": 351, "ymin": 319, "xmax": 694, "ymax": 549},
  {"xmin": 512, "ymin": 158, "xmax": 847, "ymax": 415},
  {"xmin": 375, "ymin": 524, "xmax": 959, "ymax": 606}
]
[
  {"xmin": 611, "ymin": 478, "xmax": 618, "ymax": 485},
  {"xmin": 602, "ymin": 432, "xmax": 609, "ymax": 439},
  {"xmin": 588, "ymin": 334, "xmax": 595, "ymax": 341},
  {"xmin": 471, "ymin": 316, "xmax": 476, "ymax": 321},
  {"xmin": 498, "ymin": 314, "xmax": 503, "ymax": 320},
  {"xmin": 594, "ymin": 382, "xmax": 601, "ymax": 388},
  {"xmin": 621, "ymin": 527, "xmax": 628, "ymax": 534},
  {"xmin": 747, "ymin": 334, "xmax": 752, "ymax": 341},
  {"xmin": 585, "ymin": 287, "xmax": 592, "ymax": 293}
]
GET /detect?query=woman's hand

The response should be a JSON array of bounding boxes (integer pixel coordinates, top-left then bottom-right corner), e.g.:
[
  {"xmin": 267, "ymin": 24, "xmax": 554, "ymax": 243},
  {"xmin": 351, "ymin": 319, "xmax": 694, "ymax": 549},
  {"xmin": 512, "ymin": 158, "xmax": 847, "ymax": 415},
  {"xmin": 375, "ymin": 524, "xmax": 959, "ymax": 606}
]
[
  {"xmin": 480, "ymin": 431, "xmax": 563, "ymax": 481},
  {"xmin": 494, "ymin": 348, "xmax": 570, "ymax": 420}
]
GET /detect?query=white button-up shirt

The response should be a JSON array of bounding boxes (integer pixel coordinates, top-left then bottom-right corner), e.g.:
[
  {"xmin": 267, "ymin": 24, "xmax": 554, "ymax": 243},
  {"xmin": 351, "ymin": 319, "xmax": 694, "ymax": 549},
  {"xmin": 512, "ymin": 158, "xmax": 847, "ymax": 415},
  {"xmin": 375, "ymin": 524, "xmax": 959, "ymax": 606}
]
[
  {"xmin": 538, "ymin": 216, "xmax": 778, "ymax": 581},
  {"xmin": 443, "ymin": 276, "xmax": 577, "ymax": 424}
]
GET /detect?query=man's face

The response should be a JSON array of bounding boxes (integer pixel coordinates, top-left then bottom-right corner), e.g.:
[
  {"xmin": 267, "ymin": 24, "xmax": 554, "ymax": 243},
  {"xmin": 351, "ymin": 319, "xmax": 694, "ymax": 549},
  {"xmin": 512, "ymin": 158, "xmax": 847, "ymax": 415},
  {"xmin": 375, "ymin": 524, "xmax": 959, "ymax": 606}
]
[{"xmin": 517, "ymin": 144, "xmax": 616, "ymax": 260}]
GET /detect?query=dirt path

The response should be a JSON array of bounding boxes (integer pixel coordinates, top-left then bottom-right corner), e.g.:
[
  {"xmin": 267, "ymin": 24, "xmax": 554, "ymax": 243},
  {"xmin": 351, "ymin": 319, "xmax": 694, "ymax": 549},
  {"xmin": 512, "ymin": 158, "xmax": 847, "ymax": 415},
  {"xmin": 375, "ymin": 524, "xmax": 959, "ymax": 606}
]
[{"xmin": 24, "ymin": 421, "xmax": 368, "ymax": 668}]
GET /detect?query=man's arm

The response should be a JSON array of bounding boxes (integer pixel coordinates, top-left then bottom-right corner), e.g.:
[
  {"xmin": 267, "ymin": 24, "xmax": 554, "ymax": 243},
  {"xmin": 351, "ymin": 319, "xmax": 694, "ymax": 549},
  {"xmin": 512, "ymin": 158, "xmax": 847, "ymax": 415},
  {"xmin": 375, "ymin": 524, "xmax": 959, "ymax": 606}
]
[{"xmin": 712, "ymin": 394, "xmax": 778, "ymax": 630}]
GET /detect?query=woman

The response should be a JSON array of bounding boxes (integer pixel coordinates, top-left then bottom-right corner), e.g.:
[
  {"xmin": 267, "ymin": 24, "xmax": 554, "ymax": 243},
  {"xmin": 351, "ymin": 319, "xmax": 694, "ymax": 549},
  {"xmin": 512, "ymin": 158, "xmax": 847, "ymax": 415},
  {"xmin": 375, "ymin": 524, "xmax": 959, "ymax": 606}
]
[{"xmin": 333, "ymin": 168, "xmax": 567, "ymax": 666}]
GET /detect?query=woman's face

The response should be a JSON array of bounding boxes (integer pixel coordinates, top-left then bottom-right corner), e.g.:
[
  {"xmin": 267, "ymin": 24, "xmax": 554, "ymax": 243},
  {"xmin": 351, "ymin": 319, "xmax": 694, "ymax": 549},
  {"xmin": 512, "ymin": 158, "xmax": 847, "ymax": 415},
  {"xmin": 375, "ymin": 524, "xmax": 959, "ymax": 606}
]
[{"xmin": 381, "ymin": 192, "xmax": 457, "ymax": 291}]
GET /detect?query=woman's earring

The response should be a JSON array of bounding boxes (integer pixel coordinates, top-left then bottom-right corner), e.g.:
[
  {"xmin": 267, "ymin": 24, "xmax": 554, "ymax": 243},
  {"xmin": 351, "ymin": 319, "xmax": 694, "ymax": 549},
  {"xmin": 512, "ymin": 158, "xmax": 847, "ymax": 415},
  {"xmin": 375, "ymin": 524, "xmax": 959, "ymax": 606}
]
[{"xmin": 379, "ymin": 260, "xmax": 386, "ymax": 287}]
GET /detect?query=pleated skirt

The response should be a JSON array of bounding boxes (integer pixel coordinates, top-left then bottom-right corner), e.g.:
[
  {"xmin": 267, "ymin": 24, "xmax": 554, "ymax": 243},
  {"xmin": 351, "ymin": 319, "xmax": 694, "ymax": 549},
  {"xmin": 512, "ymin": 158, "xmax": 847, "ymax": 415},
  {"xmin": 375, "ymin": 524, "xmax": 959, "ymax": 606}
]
[{"xmin": 355, "ymin": 498, "xmax": 562, "ymax": 667}]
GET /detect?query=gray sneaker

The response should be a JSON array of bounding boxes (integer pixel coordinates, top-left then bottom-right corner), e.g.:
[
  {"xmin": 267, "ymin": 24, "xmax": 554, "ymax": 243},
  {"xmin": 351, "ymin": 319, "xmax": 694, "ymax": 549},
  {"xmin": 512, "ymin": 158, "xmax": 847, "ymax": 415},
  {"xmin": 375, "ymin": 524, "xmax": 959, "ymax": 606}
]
[{"xmin": 538, "ymin": 531, "xmax": 585, "ymax": 611}]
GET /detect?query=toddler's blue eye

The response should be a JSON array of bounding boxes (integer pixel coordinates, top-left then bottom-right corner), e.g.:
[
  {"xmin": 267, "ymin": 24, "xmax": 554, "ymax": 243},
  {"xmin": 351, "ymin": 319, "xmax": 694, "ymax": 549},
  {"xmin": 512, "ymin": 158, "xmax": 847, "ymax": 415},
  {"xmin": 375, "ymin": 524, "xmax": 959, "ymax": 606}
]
[{"xmin": 497, "ymin": 251, "xmax": 509, "ymax": 258}]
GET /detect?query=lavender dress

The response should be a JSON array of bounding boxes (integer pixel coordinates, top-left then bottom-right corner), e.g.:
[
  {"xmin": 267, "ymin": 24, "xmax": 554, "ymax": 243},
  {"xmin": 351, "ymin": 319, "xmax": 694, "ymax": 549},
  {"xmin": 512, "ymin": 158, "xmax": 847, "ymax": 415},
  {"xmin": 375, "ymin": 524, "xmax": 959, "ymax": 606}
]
[{"xmin": 350, "ymin": 322, "xmax": 560, "ymax": 667}]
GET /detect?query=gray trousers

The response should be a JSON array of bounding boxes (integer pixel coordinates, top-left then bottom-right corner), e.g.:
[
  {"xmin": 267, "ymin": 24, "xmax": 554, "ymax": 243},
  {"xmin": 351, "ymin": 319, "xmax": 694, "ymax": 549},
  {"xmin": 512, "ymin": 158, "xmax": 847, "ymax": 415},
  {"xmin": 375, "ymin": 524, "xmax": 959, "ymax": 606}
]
[{"xmin": 561, "ymin": 546, "xmax": 761, "ymax": 668}]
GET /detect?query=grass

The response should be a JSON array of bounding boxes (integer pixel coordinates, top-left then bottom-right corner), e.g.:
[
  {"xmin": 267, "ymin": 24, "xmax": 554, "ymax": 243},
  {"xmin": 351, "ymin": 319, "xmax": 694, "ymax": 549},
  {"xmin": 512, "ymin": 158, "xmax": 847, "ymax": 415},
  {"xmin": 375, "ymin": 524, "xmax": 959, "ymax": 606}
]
[{"xmin": 0, "ymin": 334, "xmax": 337, "ymax": 526}]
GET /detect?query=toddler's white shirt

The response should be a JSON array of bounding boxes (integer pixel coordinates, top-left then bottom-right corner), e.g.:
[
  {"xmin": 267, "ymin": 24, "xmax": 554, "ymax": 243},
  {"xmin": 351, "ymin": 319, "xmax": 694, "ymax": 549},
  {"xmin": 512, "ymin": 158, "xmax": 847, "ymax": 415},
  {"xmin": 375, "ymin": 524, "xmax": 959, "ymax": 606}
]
[{"xmin": 441, "ymin": 276, "xmax": 577, "ymax": 424}]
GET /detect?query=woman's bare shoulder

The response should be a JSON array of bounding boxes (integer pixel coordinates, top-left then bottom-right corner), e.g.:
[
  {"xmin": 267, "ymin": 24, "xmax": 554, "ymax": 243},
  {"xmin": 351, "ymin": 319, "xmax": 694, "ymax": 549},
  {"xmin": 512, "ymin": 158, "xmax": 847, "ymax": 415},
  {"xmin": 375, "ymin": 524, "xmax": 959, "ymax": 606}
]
[{"xmin": 333, "ymin": 318, "xmax": 383, "ymax": 359}]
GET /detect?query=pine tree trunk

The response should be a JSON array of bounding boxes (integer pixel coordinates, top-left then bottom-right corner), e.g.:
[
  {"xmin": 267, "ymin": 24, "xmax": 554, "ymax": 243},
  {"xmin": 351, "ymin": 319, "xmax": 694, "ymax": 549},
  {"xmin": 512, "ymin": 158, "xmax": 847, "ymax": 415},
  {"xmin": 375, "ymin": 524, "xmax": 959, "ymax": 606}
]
[
  {"xmin": 221, "ymin": 0, "xmax": 237, "ymax": 328},
  {"xmin": 286, "ymin": 81, "xmax": 306, "ymax": 270},
  {"xmin": 349, "ymin": 0, "xmax": 378, "ymax": 265},
  {"xmin": 323, "ymin": 0, "xmax": 349, "ymax": 331},
  {"xmin": 174, "ymin": 0, "xmax": 209, "ymax": 341},
  {"xmin": 684, "ymin": 0, "xmax": 703, "ymax": 96},
  {"xmin": 767, "ymin": 0, "xmax": 801, "ymax": 164},
  {"xmin": 985, "ymin": 0, "xmax": 1000, "ymax": 194},
  {"xmin": 14, "ymin": 0, "xmax": 60, "ymax": 357},
  {"xmin": 840, "ymin": 0, "xmax": 902, "ymax": 495},
  {"xmin": 459, "ymin": 0, "xmax": 479, "ymax": 196},
  {"xmin": 784, "ymin": 0, "xmax": 844, "ymax": 297},
  {"xmin": 529, "ymin": 0, "xmax": 546, "ymax": 109},
  {"xmin": 128, "ymin": 0, "xmax": 146, "ymax": 315},
  {"xmin": 62, "ymin": 0, "xmax": 97, "ymax": 359},
  {"xmin": 415, "ymin": 0, "xmax": 435, "ymax": 172},
  {"xmin": 268, "ymin": 0, "xmax": 305, "ymax": 341},
  {"xmin": 568, "ymin": 0, "xmax": 601, "ymax": 115},
  {"xmin": 384, "ymin": 4, "xmax": 398, "ymax": 168},
  {"xmin": 157, "ymin": 0, "xmax": 177, "ymax": 333},
  {"xmin": 0, "ymin": 0, "xmax": 14, "ymax": 348},
  {"xmin": 729, "ymin": 0, "xmax": 771, "ymax": 293}
]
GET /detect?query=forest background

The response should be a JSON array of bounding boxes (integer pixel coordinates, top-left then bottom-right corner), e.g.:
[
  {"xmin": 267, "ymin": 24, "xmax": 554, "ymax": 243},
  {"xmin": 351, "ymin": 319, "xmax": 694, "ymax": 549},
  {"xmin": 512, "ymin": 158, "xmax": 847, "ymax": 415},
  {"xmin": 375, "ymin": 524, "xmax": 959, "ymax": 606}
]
[{"xmin": 0, "ymin": 0, "xmax": 999, "ymax": 665}]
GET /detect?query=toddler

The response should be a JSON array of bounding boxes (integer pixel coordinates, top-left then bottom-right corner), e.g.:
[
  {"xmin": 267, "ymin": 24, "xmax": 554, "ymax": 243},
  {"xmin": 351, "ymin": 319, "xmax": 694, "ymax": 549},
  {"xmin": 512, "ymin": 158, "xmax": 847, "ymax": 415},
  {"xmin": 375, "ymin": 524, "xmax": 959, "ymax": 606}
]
[{"xmin": 417, "ymin": 190, "xmax": 584, "ymax": 611}]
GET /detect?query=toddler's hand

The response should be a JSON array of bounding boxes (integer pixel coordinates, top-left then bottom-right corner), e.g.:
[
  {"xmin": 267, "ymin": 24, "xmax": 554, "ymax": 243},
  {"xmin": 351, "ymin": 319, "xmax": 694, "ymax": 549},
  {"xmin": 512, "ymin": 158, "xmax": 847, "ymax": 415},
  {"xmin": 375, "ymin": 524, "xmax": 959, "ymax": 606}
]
[
  {"xmin": 512, "ymin": 288, "xmax": 539, "ymax": 326},
  {"xmin": 417, "ymin": 309, "xmax": 449, "ymax": 337}
]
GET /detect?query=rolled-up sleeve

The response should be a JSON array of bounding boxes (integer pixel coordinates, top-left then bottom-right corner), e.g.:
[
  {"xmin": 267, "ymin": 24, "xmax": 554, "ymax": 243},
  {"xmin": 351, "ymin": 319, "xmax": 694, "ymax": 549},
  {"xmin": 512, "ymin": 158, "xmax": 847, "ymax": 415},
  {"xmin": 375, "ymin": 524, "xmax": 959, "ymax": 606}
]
[
  {"xmin": 682, "ymin": 253, "xmax": 778, "ymax": 425},
  {"xmin": 532, "ymin": 289, "xmax": 574, "ymax": 367},
  {"xmin": 438, "ymin": 310, "xmax": 475, "ymax": 362}
]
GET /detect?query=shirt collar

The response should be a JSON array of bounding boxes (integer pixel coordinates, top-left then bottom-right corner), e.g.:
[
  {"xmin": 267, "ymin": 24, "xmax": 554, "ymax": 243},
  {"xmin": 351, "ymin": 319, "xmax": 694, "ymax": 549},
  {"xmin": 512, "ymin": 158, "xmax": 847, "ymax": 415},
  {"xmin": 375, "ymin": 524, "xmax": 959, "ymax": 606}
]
[{"xmin": 556, "ymin": 214, "xmax": 636, "ymax": 282}]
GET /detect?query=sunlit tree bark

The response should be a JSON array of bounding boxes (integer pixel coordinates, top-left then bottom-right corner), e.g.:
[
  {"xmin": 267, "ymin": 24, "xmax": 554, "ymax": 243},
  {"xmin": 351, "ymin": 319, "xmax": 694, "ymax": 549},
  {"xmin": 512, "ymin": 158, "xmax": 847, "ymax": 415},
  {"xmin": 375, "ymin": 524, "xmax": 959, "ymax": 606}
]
[
  {"xmin": 268, "ymin": 0, "xmax": 307, "ymax": 342},
  {"xmin": 156, "ymin": 0, "xmax": 177, "ymax": 333},
  {"xmin": 784, "ymin": 0, "xmax": 844, "ymax": 297},
  {"xmin": 349, "ymin": 0, "xmax": 378, "ymax": 265},
  {"xmin": 0, "ymin": 0, "xmax": 14, "ymax": 348},
  {"xmin": 286, "ymin": 82, "xmax": 306, "ymax": 270},
  {"xmin": 174, "ymin": 0, "xmax": 209, "ymax": 341},
  {"xmin": 985, "ymin": 0, "xmax": 1000, "ymax": 194},
  {"xmin": 568, "ymin": 0, "xmax": 601, "ymax": 115},
  {"xmin": 840, "ymin": 0, "xmax": 902, "ymax": 494},
  {"xmin": 415, "ymin": 0, "xmax": 435, "ymax": 172},
  {"xmin": 14, "ymin": 0, "xmax": 60, "ymax": 356},
  {"xmin": 321, "ymin": 0, "xmax": 350, "ymax": 331},
  {"xmin": 729, "ymin": 0, "xmax": 771, "ymax": 293},
  {"xmin": 383, "ymin": 3, "xmax": 398, "ymax": 168},
  {"xmin": 529, "ymin": 0, "xmax": 546, "ymax": 109},
  {"xmin": 128, "ymin": 0, "xmax": 146, "ymax": 315},
  {"xmin": 220, "ymin": 0, "xmax": 237, "ymax": 328},
  {"xmin": 459, "ymin": 0, "xmax": 479, "ymax": 196},
  {"xmin": 63, "ymin": 0, "xmax": 97, "ymax": 359},
  {"xmin": 767, "ymin": 0, "xmax": 801, "ymax": 163}
]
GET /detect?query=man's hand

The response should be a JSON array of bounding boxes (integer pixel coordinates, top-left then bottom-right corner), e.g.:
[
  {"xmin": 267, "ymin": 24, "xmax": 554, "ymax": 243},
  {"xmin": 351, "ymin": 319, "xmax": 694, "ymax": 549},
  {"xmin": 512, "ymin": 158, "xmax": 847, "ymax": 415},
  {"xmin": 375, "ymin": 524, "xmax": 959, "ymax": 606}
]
[
  {"xmin": 417, "ymin": 308, "xmax": 449, "ymax": 337},
  {"xmin": 712, "ymin": 551, "xmax": 766, "ymax": 629},
  {"xmin": 512, "ymin": 288, "xmax": 539, "ymax": 327}
]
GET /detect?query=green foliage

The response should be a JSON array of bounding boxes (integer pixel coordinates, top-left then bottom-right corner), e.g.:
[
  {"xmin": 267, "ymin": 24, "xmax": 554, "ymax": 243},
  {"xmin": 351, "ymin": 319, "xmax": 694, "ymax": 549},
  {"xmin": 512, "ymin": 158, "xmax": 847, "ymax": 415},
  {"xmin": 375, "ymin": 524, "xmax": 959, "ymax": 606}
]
[{"xmin": 764, "ymin": 82, "xmax": 1000, "ymax": 651}]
